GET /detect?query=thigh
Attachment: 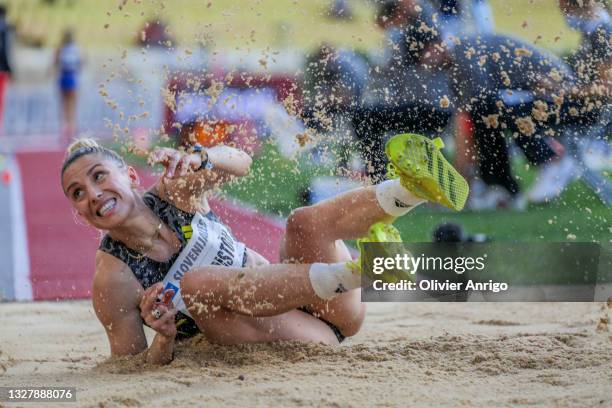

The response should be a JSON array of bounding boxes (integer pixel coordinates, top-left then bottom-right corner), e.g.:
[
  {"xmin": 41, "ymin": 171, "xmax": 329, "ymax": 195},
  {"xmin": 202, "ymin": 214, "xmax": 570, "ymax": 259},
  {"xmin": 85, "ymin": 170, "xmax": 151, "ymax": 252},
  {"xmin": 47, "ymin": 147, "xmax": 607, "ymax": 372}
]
[
  {"xmin": 192, "ymin": 308, "xmax": 340, "ymax": 345},
  {"xmin": 281, "ymin": 236, "xmax": 353, "ymax": 265}
]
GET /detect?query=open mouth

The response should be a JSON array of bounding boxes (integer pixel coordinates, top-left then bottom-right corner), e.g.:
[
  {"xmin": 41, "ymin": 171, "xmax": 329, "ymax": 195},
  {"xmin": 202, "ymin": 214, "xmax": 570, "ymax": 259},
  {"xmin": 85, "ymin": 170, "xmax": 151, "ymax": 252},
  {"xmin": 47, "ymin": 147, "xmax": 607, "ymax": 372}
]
[{"xmin": 97, "ymin": 198, "xmax": 117, "ymax": 217}]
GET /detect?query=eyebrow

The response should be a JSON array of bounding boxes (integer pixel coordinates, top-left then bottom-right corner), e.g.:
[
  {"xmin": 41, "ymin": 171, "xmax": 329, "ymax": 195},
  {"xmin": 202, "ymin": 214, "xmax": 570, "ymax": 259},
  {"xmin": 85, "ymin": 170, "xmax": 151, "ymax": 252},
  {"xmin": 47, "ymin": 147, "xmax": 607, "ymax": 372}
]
[{"xmin": 64, "ymin": 164, "xmax": 103, "ymax": 196}]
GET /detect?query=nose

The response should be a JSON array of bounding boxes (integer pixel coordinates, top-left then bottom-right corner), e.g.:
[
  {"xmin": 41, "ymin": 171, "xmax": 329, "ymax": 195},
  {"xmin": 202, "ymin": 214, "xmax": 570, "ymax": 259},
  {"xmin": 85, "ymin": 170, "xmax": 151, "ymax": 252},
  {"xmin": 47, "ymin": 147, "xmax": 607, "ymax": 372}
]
[{"xmin": 86, "ymin": 183, "xmax": 103, "ymax": 202}]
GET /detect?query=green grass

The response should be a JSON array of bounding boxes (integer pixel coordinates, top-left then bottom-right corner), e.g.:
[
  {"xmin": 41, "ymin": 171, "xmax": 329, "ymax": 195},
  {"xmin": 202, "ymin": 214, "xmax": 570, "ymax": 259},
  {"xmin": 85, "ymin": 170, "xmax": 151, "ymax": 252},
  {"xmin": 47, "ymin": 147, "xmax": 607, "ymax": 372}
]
[
  {"xmin": 8, "ymin": 0, "xmax": 581, "ymax": 53},
  {"xmin": 222, "ymin": 141, "xmax": 333, "ymax": 216}
]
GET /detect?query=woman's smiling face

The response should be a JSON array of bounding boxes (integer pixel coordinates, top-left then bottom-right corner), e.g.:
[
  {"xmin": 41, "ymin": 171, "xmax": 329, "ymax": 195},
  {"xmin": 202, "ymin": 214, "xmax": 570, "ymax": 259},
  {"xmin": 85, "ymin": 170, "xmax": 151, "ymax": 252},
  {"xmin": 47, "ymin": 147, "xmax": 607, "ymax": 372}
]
[{"xmin": 61, "ymin": 153, "xmax": 138, "ymax": 229}]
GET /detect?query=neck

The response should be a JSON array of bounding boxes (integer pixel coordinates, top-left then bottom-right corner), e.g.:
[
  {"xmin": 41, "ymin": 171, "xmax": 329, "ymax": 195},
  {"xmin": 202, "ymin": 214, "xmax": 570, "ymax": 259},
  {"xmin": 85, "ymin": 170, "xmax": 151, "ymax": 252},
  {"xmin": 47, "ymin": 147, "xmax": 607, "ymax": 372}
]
[{"xmin": 107, "ymin": 195, "xmax": 160, "ymax": 250}]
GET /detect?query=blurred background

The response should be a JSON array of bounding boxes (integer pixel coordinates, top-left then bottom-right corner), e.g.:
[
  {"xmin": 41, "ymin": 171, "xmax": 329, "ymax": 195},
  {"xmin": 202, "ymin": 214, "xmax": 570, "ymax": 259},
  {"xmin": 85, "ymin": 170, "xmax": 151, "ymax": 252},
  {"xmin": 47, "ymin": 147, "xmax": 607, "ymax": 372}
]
[{"xmin": 0, "ymin": 0, "xmax": 609, "ymax": 301}]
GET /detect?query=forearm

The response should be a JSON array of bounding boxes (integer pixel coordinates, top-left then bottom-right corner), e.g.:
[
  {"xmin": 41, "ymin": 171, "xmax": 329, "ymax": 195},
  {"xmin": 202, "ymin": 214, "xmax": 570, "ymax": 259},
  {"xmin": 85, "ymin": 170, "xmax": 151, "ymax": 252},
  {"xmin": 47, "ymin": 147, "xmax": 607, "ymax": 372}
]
[
  {"xmin": 145, "ymin": 333, "xmax": 175, "ymax": 365},
  {"xmin": 167, "ymin": 146, "xmax": 251, "ymax": 196},
  {"xmin": 150, "ymin": 145, "xmax": 252, "ymax": 210},
  {"xmin": 206, "ymin": 145, "xmax": 252, "ymax": 177}
]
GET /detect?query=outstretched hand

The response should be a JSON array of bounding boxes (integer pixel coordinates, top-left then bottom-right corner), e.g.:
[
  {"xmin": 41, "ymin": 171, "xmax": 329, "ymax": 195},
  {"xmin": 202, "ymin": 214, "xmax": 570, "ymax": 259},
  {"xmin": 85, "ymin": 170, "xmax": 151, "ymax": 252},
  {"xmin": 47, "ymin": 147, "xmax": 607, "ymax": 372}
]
[
  {"xmin": 140, "ymin": 283, "xmax": 178, "ymax": 340},
  {"xmin": 149, "ymin": 147, "xmax": 202, "ymax": 179}
]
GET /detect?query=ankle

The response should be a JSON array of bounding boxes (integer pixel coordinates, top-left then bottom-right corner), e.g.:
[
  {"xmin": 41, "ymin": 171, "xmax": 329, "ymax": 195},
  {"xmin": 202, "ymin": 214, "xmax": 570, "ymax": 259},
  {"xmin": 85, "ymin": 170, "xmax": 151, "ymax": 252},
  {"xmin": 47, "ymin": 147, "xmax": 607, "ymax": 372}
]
[{"xmin": 375, "ymin": 179, "xmax": 426, "ymax": 217}]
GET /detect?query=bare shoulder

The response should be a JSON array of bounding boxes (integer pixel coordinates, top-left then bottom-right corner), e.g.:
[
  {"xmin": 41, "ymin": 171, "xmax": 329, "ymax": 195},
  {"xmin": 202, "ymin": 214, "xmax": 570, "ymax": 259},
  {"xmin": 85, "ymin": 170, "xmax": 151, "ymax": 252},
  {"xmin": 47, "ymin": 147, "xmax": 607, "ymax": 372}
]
[
  {"xmin": 92, "ymin": 251, "xmax": 142, "ymax": 323},
  {"xmin": 94, "ymin": 251, "xmax": 142, "ymax": 301}
]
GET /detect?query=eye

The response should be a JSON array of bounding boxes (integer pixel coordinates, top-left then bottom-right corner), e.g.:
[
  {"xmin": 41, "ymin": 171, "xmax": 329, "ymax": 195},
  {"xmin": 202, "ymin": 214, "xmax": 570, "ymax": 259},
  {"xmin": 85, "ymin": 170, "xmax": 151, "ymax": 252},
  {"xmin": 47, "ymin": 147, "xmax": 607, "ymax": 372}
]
[
  {"xmin": 94, "ymin": 171, "xmax": 106, "ymax": 182},
  {"xmin": 72, "ymin": 188, "xmax": 84, "ymax": 200}
]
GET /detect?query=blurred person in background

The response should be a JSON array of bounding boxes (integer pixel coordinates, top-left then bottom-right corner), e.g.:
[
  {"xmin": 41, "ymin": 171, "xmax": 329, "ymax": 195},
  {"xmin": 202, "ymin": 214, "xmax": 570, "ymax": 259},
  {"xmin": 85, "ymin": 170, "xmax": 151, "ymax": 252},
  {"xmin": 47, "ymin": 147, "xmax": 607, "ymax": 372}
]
[
  {"xmin": 328, "ymin": 0, "xmax": 354, "ymax": 20},
  {"xmin": 348, "ymin": 0, "xmax": 451, "ymax": 182},
  {"xmin": 557, "ymin": 0, "xmax": 611, "ymax": 203},
  {"xmin": 437, "ymin": 0, "xmax": 495, "ymax": 38},
  {"xmin": 301, "ymin": 42, "xmax": 368, "ymax": 171},
  {"xmin": 55, "ymin": 29, "xmax": 81, "ymax": 143},
  {"xmin": 0, "ymin": 5, "xmax": 12, "ymax": 132},
  {"xmin": 559, "ymin": 0, "xmax": 610, "ymax": 119},
  {"xmin": 404, "ymin": 25, "xmax": 583, "ymax": 209},
  {"xmin": 559, "ymin": 0, "xmax": 610, "ymax": 37},
  {"xmin": 302, "ymin": 43, "xmax": 368, "ymax": 119},
  {"xmin": 375, "ymin": 0, "xmax": 437, "ymax": 68}
]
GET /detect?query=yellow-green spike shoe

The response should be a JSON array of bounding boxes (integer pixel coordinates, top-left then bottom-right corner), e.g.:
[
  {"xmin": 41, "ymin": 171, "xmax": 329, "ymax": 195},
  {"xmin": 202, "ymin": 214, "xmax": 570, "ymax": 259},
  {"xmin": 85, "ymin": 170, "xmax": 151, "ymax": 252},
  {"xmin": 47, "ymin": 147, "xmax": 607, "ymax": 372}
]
[
  {"xmin": 348, "ymin": 222, "xmax": 413, "ymax": 283},
  {"xmin": 386, "ymin": 133, "xmax": 469, "ymax": 211}
]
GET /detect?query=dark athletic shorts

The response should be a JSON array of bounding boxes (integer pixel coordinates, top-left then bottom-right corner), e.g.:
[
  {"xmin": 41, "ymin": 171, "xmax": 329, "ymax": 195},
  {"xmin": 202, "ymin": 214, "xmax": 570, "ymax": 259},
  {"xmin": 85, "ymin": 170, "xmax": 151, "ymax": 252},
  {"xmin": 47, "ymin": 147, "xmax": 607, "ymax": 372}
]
[{"xmin": 297, "ymin": 307, "xmax": 346, "ymax": 343}]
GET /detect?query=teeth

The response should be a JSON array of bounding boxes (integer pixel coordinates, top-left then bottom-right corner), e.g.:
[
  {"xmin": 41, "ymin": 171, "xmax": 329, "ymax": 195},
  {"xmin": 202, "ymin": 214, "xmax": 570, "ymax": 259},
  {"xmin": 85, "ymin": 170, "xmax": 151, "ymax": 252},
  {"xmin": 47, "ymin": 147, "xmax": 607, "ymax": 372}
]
[{"xmin": 99, "ymin": 199, "xmax": 116, "ymax": 216}]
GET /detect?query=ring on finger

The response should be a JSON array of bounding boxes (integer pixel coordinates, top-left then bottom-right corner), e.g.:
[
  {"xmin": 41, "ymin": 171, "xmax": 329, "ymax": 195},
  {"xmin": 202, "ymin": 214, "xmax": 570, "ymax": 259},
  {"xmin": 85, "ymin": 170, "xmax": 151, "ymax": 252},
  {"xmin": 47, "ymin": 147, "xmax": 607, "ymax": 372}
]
[{"xmin": 152, "ymin": 308, "xmax": 162, "ymax": 319}]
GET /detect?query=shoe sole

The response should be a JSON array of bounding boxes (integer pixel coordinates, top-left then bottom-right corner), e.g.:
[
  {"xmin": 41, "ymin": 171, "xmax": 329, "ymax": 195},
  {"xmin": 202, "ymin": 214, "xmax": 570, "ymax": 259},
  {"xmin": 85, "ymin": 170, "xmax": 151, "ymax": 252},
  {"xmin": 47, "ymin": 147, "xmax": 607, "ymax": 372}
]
[{"xmin": 386, "ymin": 133, "xmax": 469, "ymax": 211}]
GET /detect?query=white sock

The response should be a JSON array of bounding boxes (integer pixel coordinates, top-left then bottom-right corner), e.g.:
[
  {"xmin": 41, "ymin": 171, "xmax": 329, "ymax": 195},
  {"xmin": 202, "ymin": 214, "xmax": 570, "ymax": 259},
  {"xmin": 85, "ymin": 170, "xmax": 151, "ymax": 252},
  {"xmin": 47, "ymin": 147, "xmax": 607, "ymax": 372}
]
[
  {"xmin": 308, "ymin": 263, "xmax": 361, "ymax": 300},
  {"xmin": 375, "ymin": 179, "xmax": 426, "ymax": 217}
]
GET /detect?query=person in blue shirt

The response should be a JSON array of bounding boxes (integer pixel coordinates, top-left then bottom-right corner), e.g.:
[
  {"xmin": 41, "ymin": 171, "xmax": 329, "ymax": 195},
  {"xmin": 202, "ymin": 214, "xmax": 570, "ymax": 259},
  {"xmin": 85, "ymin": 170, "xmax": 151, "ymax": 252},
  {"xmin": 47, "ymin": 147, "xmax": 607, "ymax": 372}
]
[{"xmin": 55, "ymin": 29, "xmax": 82, "ymax": 142}]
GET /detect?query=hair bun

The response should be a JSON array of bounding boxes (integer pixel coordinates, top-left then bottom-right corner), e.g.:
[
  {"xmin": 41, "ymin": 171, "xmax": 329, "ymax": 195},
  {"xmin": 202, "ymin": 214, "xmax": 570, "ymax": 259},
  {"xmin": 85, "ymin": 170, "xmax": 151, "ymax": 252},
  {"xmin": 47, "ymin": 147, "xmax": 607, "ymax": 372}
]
[{"xmin": 66, "ymin": 138, "xmax": 100, "ymax": 156}]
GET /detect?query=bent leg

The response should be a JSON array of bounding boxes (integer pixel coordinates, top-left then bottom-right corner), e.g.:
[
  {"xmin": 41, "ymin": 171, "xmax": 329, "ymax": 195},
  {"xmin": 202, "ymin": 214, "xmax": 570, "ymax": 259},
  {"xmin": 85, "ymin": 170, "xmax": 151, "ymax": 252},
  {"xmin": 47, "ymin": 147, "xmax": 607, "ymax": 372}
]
[
  {"xmin": 281, "ymin": 185, "xmax": 410, "ymax": 337},
  {"xmin": 282, "ymin": 185, "xmax": 393, "ymax": 264},
  {"xmin": 182, "ymin": 264, "xmax": 349, "ymax": 344}
]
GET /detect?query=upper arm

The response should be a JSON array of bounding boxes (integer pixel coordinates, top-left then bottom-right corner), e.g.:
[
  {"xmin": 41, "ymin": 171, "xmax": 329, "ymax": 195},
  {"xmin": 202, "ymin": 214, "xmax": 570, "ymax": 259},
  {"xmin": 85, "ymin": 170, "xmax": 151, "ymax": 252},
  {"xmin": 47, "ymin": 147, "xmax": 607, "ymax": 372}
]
[{"xmin": 93, "ymin": 251, "xmax": 148, "ymax": 356}]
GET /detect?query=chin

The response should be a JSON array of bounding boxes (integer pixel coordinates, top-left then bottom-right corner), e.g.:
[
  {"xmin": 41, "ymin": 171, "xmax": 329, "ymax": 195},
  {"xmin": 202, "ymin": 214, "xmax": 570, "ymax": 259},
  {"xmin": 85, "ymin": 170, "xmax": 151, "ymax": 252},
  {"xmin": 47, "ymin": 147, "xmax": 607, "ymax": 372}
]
[{"xmin": 90, "ymin": 210, "xmax": 127, "ymax": 230}]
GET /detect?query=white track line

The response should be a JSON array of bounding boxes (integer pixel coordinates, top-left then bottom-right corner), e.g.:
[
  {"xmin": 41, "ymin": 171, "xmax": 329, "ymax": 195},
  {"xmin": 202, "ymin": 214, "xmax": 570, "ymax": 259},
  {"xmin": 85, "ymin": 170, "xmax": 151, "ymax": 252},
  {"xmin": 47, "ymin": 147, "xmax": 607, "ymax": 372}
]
[{"xmin": 8, "ymin": 155, "xmax": 32, "ymax": 301}]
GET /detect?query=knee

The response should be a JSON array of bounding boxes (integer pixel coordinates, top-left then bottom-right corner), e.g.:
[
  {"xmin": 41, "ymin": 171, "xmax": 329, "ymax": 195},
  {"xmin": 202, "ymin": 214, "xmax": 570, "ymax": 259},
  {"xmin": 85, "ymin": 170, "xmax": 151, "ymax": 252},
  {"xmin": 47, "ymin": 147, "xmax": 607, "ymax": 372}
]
[
  {"xmin": 286, "ymin": 206, "xmax": 320, "ymax": 239},
  {"xmin": 180, "ymin": 271, "xmax": 198, "ymax": 304},
  {"xmin": 341, "ymin": 303, "xmax": 367, "ymax": 337}
]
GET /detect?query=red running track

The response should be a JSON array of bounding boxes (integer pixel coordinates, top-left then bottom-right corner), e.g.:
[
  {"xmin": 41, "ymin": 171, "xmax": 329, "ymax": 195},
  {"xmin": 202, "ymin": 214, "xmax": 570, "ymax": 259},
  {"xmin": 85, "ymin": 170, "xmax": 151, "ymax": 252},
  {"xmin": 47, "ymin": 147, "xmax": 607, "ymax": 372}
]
[{"xmin": 15, "ymin": 151, "xmax": 285, "ymax": 301}]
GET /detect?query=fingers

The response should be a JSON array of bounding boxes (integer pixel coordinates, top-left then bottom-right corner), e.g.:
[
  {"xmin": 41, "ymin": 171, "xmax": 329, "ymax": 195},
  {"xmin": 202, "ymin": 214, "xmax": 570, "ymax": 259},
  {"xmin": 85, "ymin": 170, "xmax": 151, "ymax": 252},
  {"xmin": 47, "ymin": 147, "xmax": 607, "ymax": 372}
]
[
  {"xmin": 165, "ymin": 151, "xmax": 180, "ymax": 178},
  {"xmin": 148, "ymin": 148, "xmax": 165, "ymax": 164},
  {"xmin": 142, "ymin": 300, "xmax": 174, "ymax": 325},
  {"xmin": 138, "ymin": 283, "xmax": 178, "ymax": 337},
  {"xmin": 147, "ymin": 303, "xmax": 178, "ymax": 336},
  {"xmin": 140, "ymin": 283, "xmax": 163, "ymax": 316},
  {"xmin": 177, "ymin": 155, "xmax": 200, "ymax": 177},
  {"xmin": 149, "ymin": 148, "xmax": 180, "ymax": 178},
  {"xmin": 150, "ymin": 148, "xmax": 199, "ymax": 179}
]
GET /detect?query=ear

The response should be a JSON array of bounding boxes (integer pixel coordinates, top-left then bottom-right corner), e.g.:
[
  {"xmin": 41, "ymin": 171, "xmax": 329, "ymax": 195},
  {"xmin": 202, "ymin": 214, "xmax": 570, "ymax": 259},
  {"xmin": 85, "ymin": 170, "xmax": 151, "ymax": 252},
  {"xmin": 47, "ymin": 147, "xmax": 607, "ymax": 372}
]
[{"xmin": 127, "ymin": 166, "xmax": 140, "ymax": 188}]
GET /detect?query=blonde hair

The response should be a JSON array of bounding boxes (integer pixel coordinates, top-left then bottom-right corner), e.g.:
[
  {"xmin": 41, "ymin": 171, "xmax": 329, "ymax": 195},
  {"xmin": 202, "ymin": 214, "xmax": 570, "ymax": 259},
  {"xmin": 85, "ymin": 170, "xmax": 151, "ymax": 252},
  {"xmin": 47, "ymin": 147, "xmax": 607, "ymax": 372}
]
[
  {"xmin": 65, "ymin": 137, "xmax": 101, "ymax": 156},
  {"xmin": 61, "ymin": 137, "xmax": 126, "ymax": 177}
]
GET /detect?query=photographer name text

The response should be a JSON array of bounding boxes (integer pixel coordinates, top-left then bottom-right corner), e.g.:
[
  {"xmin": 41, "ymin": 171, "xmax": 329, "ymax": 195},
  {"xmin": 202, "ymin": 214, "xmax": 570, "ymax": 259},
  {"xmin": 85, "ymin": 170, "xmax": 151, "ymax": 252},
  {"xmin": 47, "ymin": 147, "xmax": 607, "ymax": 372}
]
[{"xmin": 369, "ymin": 254, "xmax": 508, "ymax": 293}]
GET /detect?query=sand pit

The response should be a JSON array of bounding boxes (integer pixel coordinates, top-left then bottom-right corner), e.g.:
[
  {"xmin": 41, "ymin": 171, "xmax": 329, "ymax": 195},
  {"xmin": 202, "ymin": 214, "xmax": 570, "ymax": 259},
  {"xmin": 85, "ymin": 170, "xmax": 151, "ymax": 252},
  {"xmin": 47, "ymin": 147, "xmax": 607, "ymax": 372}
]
[{"xmin": 1, "ymin": 301, "xmax": 610, "ymax": 407}]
